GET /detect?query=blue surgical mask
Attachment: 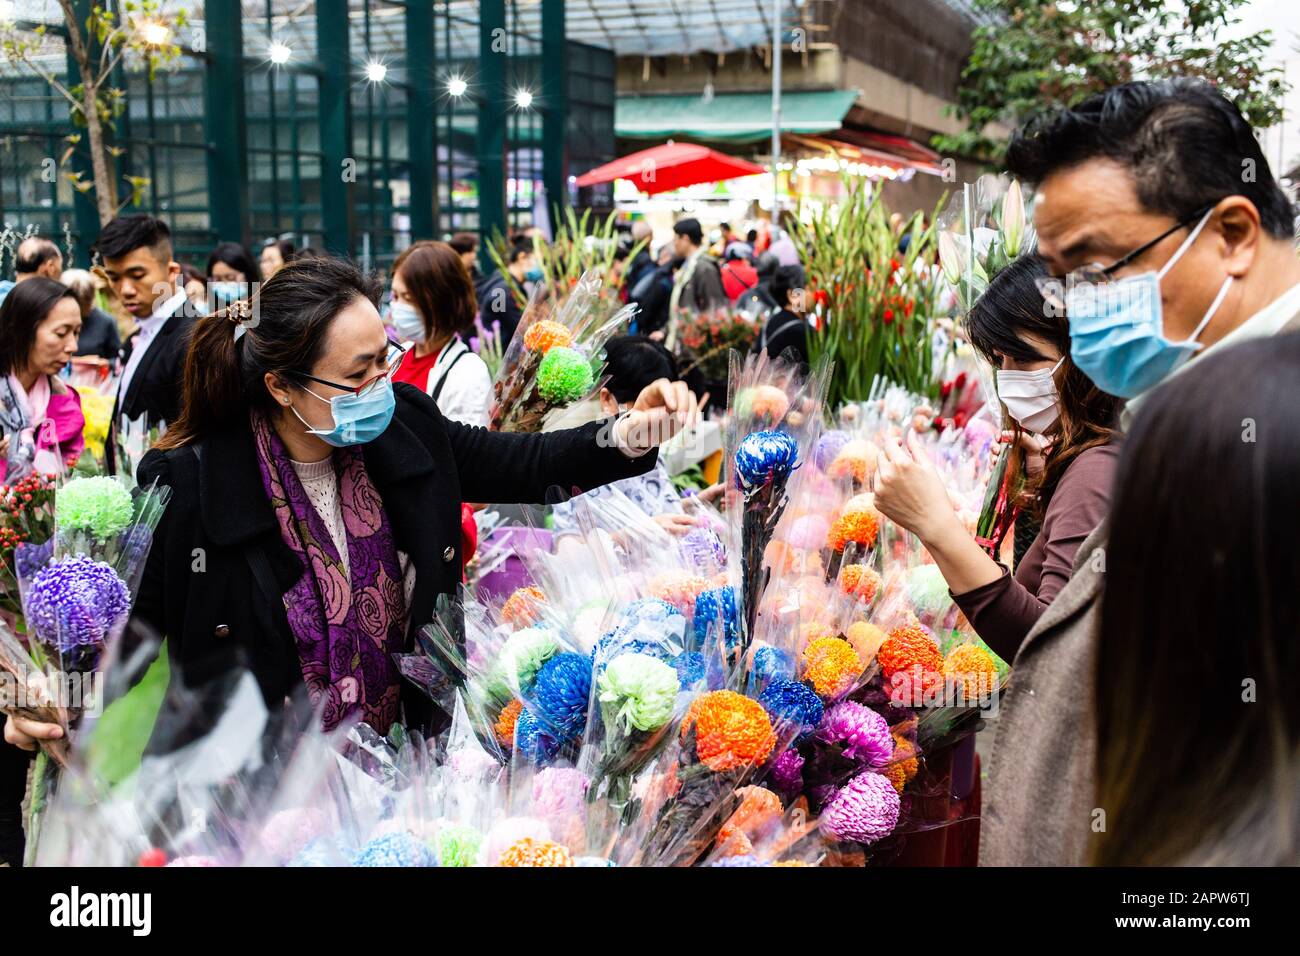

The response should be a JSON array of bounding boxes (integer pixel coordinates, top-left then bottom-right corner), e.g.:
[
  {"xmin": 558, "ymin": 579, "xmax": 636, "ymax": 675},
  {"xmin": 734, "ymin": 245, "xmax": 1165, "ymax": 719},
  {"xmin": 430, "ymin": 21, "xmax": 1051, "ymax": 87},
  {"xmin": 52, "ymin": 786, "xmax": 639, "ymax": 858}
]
[
  {"xmin": 210, "ymin": 281, "xmax": 245, "ymax": 306},
  {"xmin": 291, "ymin": 378, "xmax": 396, "ymax": 447},
  {"xmin": 390, "ymin": 300, "xmax": 426, "ymax": 343},
  {"xmin": 1064, "ymin": 209, "xmax": 1233, "ymax": 399},
  {"xmin": 524, "ymin": 267, "xmax": 544, "ymax": 283}
]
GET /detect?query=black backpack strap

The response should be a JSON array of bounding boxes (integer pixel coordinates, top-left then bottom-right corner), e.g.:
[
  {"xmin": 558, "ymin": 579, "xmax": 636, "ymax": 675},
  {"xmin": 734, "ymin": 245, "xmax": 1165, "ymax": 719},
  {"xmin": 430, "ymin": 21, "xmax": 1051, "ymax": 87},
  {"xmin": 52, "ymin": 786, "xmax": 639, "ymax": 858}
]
[{"xmin": 430, "ymin": 345, "xmax": 470, "ymax": 404}]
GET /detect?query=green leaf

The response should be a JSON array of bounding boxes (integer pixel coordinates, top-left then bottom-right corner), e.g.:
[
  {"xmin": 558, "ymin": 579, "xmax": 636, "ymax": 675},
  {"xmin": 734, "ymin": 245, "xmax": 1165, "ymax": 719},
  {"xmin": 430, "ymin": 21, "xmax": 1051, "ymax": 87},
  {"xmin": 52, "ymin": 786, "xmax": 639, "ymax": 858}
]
[{"xmin": 84, "ymin": 643, "xmax": 170, "ymax": 789}]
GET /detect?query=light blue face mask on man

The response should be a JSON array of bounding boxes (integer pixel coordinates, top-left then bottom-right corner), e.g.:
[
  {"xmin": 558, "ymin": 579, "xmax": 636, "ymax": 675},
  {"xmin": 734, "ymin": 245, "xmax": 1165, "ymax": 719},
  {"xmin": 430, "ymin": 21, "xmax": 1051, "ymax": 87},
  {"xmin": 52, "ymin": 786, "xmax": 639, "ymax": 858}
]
[
  {"xmin": 1064, "ymin": 208, "xmax": 1234, "ymax": 399},
  {"xmin": 291, "ymin": 378, "xmax": 396, "ymax": 447}
]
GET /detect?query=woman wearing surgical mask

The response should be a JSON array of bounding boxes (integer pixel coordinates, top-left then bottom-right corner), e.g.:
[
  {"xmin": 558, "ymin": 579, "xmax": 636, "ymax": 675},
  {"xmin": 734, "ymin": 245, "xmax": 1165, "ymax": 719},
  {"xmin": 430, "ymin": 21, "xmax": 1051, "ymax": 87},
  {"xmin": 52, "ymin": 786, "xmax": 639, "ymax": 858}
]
[
  {"xmin": 873, "ymin": 254, "xmax": 1121, "ymax": 660},
  {"xmin": 389, "ymin": 241, "xmax": 492, "ymax": 427},
  {"xmin": 206, "ymin": 241, "xmax": 261, "ymax": 310},
  {"xmin": 1, "ymin": 255, "xmax": 699, "ymax": 752}
]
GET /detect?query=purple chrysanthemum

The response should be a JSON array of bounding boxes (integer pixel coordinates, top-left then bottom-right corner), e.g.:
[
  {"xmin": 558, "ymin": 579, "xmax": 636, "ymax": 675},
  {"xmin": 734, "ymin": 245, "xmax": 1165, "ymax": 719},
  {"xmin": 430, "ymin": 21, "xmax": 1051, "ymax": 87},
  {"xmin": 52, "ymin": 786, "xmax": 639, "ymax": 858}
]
[
  {"xmin": 769, "ymin": 748, "xmax": 805, "ymax": 797},
  {"xmin": 820, "ymin": 771, "xmax": 901, "ymax": 844},
  {"xmin": 814, "ymin": 430, "xmax": 851, "ymax": 472},
  {"xmin": 816, "ymin": 700, "xmax": 894, "ymax": 767},
  {"xmin": 681, "ymin": 527, "xmax": 726, "ymax": 574},
  {"xmin": 24, "ymin": 554, "xmax": 130, "ymax": 654}
]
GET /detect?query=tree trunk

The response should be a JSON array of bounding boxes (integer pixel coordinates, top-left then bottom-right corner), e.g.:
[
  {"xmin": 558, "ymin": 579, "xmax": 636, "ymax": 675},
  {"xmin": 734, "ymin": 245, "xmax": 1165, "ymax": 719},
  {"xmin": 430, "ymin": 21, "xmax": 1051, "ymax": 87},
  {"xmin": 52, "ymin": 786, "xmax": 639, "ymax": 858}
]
[{"xmin": 57, "ymin": 0, "xmax": 119, "ymax": 225}]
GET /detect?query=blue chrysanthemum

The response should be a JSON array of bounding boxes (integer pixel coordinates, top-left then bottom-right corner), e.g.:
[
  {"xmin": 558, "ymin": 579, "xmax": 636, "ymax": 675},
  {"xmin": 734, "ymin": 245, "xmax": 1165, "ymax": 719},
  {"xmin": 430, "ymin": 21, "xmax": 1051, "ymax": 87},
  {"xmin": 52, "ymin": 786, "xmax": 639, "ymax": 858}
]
[
  {"xmin": 24, "ymin": 554, "xmax": 130, "ymax": 655},
  {"xmin": 515, "ymin": 708, "xmax": 561, "ymax": 763},
  {"xmin": 693, "ymin": 586, "xmax": 741, "ymax": 649},
  {"xmin": 672, "ymin": 651, "xmax": 705, "ymax": 687},
  {"xmin": 619, "ymin": 598, "xmax": 682, "ymax": 627},
  {"xmin": 752, "ymin": 645, "xmax": 795, "ymax": 682},
  {"xmin": 757, "ymin": 677, "xmax": 825, "ymax": 740},
  {"xmin": 709, "ymin": 854, "xmax": 768, "ymax": 867},
  {"xmin": 287, "ymin": 837, "xmax": 350, "ymax": 867},
  {"xmin": 734, "ymin": 429, "xmax": 800, "ymax": 491},
  {"xmin": 13, "ymin": 539, "xmax": 53, "ymax": 582},
  {"xmin": 352, "ymin": 832, "xmax": 436, "ymax": 867},
  {"xmin": 530, "ymin": 651, "xmax": 591, "ymax": 741}
]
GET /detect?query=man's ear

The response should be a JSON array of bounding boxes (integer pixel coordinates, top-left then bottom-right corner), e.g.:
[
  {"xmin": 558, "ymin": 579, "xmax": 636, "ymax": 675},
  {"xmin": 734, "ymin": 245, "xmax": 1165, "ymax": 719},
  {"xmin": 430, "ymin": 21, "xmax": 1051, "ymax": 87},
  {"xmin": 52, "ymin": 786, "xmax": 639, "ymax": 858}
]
[
  {"xmin": 598, "ymin": 386, "xmax": 619, "ymax": 417},
  {"xmin": 1215, "ymin": 195, "xmax": 1264, "ymax": 279}
]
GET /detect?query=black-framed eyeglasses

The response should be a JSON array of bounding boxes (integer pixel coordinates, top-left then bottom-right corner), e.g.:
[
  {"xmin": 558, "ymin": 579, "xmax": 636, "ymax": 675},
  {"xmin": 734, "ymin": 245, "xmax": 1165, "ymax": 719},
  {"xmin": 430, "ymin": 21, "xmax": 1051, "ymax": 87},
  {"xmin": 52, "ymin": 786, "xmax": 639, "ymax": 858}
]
[
  {"xmin": 292, "ymin": 340, "xmax": 406, "ymax": 397},
  {"xmin": 1092, "ymin": 203, "xmax": 1215, "ymax": 280}
]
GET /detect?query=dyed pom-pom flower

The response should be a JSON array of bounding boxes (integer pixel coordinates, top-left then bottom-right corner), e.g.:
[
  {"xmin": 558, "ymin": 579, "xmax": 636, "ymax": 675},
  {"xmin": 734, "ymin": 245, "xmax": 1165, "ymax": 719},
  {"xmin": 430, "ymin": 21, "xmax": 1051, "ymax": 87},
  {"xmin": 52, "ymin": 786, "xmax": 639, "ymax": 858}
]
[
  {"xmin": 597, "ymin": 652, "xmax": 680, "ymax": 734},
  {"xmin": 734, "ymin": 429, "xmax": 799, "ymax": 491},
  {"xmin": 259, "ymin": 807, "xmax": 328, "ymax": 864},
  {"xmin": 25, "ymin": 555, "xmax": 130, "ymax": 653},
  {"xmin": 800, "ymin": 636, "xmax": 860, "ymax": 699},
  {"xmin": 353, "ymin": 832, "xmax": 436, "ymax": 867},
  {"xmin": 827, "ymin": 506, "xmax": 880, "ymax": 552},
  {"xmin": 709, "ymin": 854, "xmax": 767, "ymax": 867},
  {"xmin": 784, "ymin": 513, "xmax": 830, "ymax": 551},
  {"xmin": 943, "ymin": 642, "xmax": 998, "ymax": 701},
  {"xmin": 537, "ymin": 346, "xmax": 595, "ymax": 404},
  {"xmin": 530, "ymin": 652, "xmax": 591, "ymax": 741},
  {"xmin": 827, "ymin": 439, "xmax": 877, "ymax": 484},
  {"xmin": 820, "ymin": 771, "xmax": 901, "ymax": 844},
  {"xmin": 877, "ymin": 623, "xmax": 943, "ymax": 680},
  {"xmin": 756, "ymin": 678, "xmax": 824, "ymax": 739},
  {"xmin": 681, "ymin": 527, "xmax": 727, "ymax": 574},
  {"xmin": 649, "ymin": 570, "xmax": 709, "ymax": 615},
  {"xmin": 514, "ymin": 708, "xmax": 560, "ymax": 763},
  {"xmin": 485, "ymin": 626, "xmax": 559, "ymax": 700},
  {"xmin": 906, "ymin": 564, "xmax": 950, "ymax": 616},
  {"xmin": 532, "ymin": 767, "xmax": 590, "ymax": 818},
  {"xmin": 717, "ymin": 785, "xmax": 783, "ymax": 850},
  {"xmin": 751, "ymin": 644, "xmax": 794, "ymax": 682},
  {"xmin": 839, "ymin": 564, "xmax": 882, "ymax": 602},
  {"xmin": 770, "ymin": 748, "xmax": 805, "ymax": 797},
  {"xmin": 55, "ymin": 476, "xmax": 134, "ymax": 540},
  {"xmin": 434, "ymin": 825, "xmax": 482, "ymax": 868},
  {"xmin": 814, "ymin": 430, "xmax": 851, "ymax": 472},
  {"xmin": 496, "ymin": 837, "xmax": 574, "ymax": 867},
  {"xmin": 287, "ymin": 837, "xmax": 349, "ymax": 868},
  {"xmin": 817, "ymin": 700, "xmax": 893, "ymax": 766},
  {"xmin": 494, "ymin": 699, "xmax": 523, "ymax": 746},
  {"xmin": 501, "ymin": 586, "xmax": 546, "ymax": 628},
  {"xmin": 693, "ymin": 585, "xmax": 741, "ymax": 648},
  {"xmin": 672, "ymin": 651, "xmax": 706, "ymax": 687},
  {"xmin": 523, "ymin": 319, "xmax": 573, "ymax": 353},
  {"xmin": 845, "ymin": 621, "xmax": 887, "ymax": 664},
  {"xmin": 735, "ymin": 385, "xmax": 790, "ymax": 423},
  {"xmin": 681, "ymin": 690, "xmax": 777, "ymax": 772}
]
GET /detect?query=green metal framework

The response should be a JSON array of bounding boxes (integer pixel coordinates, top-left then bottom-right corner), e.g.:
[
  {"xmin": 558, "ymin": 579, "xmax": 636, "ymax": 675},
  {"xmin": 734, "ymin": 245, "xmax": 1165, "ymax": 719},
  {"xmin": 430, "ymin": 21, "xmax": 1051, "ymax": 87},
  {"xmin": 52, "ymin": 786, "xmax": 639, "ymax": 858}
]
[{"xmin": 0, "ymin": 0, "xmax": 612, "ymax": 271}]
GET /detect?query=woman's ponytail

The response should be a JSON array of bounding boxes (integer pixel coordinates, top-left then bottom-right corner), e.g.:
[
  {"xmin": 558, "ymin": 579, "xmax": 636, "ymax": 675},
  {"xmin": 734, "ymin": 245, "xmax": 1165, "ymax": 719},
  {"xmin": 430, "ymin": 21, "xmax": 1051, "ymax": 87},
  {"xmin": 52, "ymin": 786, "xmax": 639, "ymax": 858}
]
[{"xmin": 155, "ymin": 306, "xmax": 248, "ymax": 450}]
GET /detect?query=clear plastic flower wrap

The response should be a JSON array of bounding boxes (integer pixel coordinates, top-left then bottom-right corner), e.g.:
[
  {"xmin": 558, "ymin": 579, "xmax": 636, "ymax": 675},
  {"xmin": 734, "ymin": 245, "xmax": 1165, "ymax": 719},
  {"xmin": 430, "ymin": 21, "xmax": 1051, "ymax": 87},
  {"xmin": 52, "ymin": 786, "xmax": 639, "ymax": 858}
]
[{"xmin": 487, "ymin": 269, "xmax": 635, "ymax": 432}]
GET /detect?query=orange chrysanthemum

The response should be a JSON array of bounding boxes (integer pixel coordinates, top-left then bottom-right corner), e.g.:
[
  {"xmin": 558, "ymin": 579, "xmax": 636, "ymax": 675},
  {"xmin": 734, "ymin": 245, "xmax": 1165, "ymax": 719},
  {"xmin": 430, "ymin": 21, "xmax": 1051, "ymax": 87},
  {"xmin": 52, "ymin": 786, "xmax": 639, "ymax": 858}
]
[
  {"xmin": 682, "ymin": 690, "xmax": 777, "ymax": 772},
  {"xmin": 523, "ymin": 319, "xmax": 573, "ymax": 353},
  {"xmin": 717, "ymin": 785, "xmax": 783, "ymax": 849},
  {"xmin": 649, "ymin": 571, "xmax": 709, "ymax": 615},
  {"xmin": 494, "ymin": 699, "xmax": 523, "ymax": 746},
  {"xmin": 827, "ymin": 440, "xmax": 877, "ymax": 484},
  {"xmin": 892, "ymin": 731, "xmax": 919, "ymax": 783},
  {"xmin": 800, "ymin": 620, "xmax": 835, "ymax": 648},
  {"xmin": 496, "ymin": 837, "xmax": 574, "ymax": 867},
  {"xmin": 749, "ymin": 385, "xmax": 791, "ymax": 422},
  {"xmin": 844, "ymin": 621, "xmax": 887, "ymax": 664},
  {"xmin": 827, "ymin": 508, "xmax": 880, "ymax": 552},
  {"xmin": 839, "ymin": 564, "xmax": 882, "ymax": 601},
  {"xmin": 502, "ymin": 586, "xmax": 546, "ymax": 628},
  {"xmin": 877, "ymin": 623, "xmax": 943, "ymax": 680},
  {"xmin": 943, "ymin": 643, "xmax": 998, "ymax": 700},
  {"xmin": 800, "ymin": 636, "xmax": 861, "ymax": 699},
  {"xmin": 772, "ymin": 860, "xmax": 811, "ymax": 867},
  {"xmin": 764, "ymin": 540, "xmax": 823, "ymax": 577}
]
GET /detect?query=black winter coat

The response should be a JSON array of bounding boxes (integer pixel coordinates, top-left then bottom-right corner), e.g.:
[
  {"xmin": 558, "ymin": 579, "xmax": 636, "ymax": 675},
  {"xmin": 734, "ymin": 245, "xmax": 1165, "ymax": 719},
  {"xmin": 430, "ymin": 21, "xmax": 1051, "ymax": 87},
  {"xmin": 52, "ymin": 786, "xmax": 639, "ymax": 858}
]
[{"xmin": 132, "ymin": 383, "xmax": 656, "ymax": 733}]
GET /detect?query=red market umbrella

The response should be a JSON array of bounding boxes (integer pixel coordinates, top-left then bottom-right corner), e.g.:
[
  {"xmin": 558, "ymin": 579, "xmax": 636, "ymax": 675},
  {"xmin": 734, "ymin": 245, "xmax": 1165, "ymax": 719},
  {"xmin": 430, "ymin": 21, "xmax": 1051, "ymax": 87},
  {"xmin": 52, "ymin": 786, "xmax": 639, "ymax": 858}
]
[{"xmin": 574, "ymin": 142, "xmax": 766, "ymax": 195}]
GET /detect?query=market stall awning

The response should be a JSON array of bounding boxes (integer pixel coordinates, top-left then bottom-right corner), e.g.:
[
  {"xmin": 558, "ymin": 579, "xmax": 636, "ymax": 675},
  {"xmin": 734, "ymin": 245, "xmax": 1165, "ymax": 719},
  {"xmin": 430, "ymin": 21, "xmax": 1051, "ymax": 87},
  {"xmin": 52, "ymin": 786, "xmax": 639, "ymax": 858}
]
[
  {"xmin": 786, "ymin": 130, "xmax": 947, "ymax": 177},
  {"xmin": 616, "ymin": 90, "xmax": 860, "ymax": 142},
  {"xmin": 575, "ymin": 142, "xmax": 766, "ymax": 195}
]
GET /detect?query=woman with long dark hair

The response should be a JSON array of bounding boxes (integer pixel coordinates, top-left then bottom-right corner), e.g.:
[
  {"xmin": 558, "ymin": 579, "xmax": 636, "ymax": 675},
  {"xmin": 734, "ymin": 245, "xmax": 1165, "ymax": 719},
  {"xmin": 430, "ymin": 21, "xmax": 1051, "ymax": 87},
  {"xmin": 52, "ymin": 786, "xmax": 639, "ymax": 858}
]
[
  {"xmin": 1093, "ymin": 333, "xmax": 1300, "ymax": 865},
  {"xmin": 4, "ymin": 255, "xmax": 697, "ymax": 748},
  {"xmin": 874, "ymin": 254, "xmax": 1122, "ymax": 660},
  {"xmin": 0, "ymin": 278, "xmax": 85, "ymax": 482}
]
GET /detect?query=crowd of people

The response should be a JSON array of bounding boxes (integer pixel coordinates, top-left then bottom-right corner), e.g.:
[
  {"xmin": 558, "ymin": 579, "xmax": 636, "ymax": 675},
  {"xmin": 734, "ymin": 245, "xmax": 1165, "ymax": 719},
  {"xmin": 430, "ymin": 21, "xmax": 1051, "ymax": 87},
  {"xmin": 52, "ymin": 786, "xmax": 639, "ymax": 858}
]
[{"xmin": 0, "ymin": 76, "xmax": 1298, "ymax": 867}]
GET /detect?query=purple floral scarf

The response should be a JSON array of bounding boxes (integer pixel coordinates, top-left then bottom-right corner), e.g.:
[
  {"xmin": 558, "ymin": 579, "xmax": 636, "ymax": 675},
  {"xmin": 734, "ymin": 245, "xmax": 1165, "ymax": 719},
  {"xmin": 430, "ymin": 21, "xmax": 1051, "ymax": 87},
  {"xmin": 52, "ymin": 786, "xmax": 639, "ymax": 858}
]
[{"xmin": 252, "ymin": 412, "xmax": 406, "ymax": 733}]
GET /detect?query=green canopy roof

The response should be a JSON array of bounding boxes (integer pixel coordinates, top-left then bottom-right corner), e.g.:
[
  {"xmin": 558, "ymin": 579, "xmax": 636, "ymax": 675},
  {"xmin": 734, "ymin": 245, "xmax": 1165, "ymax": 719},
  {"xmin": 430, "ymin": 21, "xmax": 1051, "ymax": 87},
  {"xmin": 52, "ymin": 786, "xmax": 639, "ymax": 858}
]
[{"xmin": 616, "ymin": 89, "xmax": 859, "ymax": 143}]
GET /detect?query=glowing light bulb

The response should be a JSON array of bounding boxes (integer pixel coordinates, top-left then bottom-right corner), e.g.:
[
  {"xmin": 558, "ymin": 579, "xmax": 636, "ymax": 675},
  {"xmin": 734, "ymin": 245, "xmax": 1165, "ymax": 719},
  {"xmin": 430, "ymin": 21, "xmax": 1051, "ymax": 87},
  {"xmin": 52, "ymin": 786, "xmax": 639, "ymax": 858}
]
[
  {"xmin": 365, "ymin": 61, "xmax": 388, "ymax": 83},
  {"xmin": 269, "ymin": 42, "xmax": 291, "ymax": 65},
  {"xmin": 447, "ymin": 75, "xmax": 468, "ymax": 97}
]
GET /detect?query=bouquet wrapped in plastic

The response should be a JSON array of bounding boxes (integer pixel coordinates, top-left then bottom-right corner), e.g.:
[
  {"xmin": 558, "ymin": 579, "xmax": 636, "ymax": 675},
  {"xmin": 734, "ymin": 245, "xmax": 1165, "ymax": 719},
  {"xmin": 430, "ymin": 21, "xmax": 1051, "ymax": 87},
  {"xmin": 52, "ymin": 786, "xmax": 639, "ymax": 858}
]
[{"xmin": 487, "ymin": 270, "xmax": 634, "ymax": 432}]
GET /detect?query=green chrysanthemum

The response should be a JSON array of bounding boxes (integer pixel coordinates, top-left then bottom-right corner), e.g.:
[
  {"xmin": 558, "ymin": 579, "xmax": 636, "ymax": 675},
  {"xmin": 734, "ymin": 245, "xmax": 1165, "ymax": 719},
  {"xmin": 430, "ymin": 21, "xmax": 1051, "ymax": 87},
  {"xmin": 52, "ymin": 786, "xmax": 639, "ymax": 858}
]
[
  {"xmin": 56, "ymin": 476, "xmax": 134, "ymax": 540},
  {"xmin": 484, "ymin": 626, "xmax": 560, "ymax": 702},
  {"xmin": 597, "ymin": 652, "xmax": 680, "ymax": 734},
  {"xmin": 434, "ymin": 824, "xmax": 482, "ymax": 868},
  {"xmin": 536, "ymin": 347, "xmax": 595, "ymax": 404}
]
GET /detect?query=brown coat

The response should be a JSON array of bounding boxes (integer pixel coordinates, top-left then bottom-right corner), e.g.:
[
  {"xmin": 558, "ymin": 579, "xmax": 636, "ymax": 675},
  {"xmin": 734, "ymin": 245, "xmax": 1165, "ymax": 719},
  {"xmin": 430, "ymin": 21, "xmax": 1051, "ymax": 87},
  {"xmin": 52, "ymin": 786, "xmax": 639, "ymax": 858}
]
[{"xmin": 979, "ymin": 523, "xmax": 1108, "ymax": 865}]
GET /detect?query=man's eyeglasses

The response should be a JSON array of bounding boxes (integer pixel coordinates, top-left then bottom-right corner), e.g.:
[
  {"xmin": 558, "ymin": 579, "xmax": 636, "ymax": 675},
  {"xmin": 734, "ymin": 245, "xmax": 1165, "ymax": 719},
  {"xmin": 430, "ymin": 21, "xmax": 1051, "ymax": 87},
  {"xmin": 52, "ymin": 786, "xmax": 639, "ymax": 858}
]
[
  {"xmin": 292, "ymin": 340, "xmax": 406, "ymax": 397},
  {"xmin": 1036, "ymin": 204, "xmax": 1214, "ymax": 308}
]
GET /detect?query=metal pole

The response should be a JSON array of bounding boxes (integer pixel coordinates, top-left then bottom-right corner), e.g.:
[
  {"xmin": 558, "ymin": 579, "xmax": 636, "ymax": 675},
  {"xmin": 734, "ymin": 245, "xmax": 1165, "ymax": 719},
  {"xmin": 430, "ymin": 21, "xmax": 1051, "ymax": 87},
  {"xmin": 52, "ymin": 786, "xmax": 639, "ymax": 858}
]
[{"xmin": 771, "ymin": 0, "xmax": 783, "ymax": 224}]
